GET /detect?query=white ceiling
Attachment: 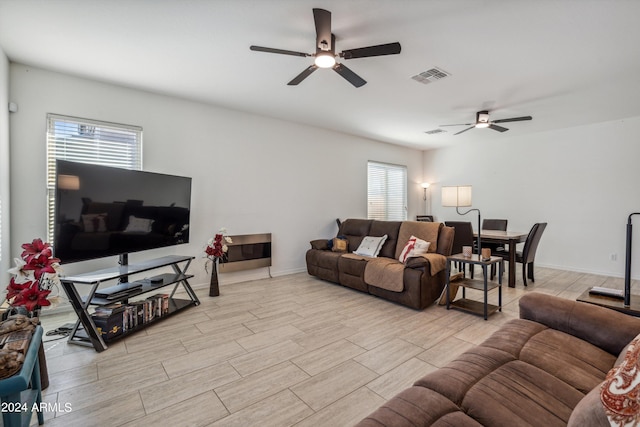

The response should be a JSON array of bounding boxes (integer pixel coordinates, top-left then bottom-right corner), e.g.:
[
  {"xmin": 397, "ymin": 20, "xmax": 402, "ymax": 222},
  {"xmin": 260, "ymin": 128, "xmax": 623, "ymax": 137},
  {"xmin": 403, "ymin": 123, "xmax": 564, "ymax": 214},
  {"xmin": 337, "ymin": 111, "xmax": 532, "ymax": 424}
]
[{"xmin": 1, "ymin": 0, "xmax": 639, "ymax": 149}]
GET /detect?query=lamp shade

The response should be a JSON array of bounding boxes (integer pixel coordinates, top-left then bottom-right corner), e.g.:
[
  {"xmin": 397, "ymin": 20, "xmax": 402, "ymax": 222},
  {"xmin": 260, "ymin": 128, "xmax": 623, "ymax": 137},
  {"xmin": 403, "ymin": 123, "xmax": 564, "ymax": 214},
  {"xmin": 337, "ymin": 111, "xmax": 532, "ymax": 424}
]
[
  {"xmin": 442, "ymin": 185, "xmax": 472, "ymax": 207},
  {"xmin": 58, "ymin": 174, "xmax": 80, "ymax": 191},
  {"xmin": 421, "ymin": 182, "xmax": 430, "ymax": 189}
]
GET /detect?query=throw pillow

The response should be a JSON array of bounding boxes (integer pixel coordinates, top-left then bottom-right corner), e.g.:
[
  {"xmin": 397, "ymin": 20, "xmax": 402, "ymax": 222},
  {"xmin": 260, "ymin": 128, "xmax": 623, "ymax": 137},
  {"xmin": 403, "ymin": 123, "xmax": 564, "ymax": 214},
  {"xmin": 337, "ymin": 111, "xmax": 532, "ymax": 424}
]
[
  {"xmin": 331, "ymin": 237, "xmax": 348, "ymax": 252},
  {"xmin": 81, "ymin": 213, "xmax": 108, "ymax": 233},
  {"xmin": 353, "ymin": 235, "xmax": 388, "ymax": 257},
  {"xmin": 601, "ymin": 332, "xmax": 640, "ymax": 426},
  {"xmin": 398, "ymin": 235, "xmax": 431, "ymax": 263},
  {"xmin": 124, "ymin": 216, "xmax": 154, "ymax": 233}
]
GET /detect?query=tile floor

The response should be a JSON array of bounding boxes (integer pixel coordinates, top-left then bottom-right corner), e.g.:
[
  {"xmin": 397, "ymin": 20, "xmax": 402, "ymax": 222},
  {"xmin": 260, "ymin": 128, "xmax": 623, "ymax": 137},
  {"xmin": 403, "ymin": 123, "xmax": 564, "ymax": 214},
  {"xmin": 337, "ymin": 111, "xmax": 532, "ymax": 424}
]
[{"xmin": 33, "ymin": 266, "xmax": 632, "ymax": 426}]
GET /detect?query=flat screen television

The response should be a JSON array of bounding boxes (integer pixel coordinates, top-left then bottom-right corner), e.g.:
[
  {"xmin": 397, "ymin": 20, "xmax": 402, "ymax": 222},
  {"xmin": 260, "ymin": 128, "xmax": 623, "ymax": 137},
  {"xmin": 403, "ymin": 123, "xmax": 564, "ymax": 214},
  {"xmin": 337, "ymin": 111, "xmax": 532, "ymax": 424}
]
[{"xmin": 54, "ymin": 160, "xmax": 192, "ymax": 264}]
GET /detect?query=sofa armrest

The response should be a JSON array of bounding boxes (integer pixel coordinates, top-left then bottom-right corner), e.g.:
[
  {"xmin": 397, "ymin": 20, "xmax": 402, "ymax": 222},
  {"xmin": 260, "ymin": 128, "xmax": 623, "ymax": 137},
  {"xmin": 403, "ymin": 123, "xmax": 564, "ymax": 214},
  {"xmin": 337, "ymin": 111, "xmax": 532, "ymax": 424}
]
[
  {"xmin": 404, "ymin": 253, "xmax": 447, "ymax": 276},
  {"xmin": 519, "ymin": 292, "xmax": 640, "ymax": 355},
  {"xmin": 405, "ymin": 257, "xmax": 428, "ymax": 269},
  {"xmin": 310, "ymin": 239, "xmax": 329, "ymax": 250}
]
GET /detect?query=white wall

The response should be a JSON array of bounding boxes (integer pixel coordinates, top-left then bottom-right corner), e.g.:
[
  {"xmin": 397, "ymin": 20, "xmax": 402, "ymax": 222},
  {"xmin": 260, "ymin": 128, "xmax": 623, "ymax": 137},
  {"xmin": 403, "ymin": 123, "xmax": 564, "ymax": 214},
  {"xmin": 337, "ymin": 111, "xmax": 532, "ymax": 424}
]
[
  {"xmin": 424, "ymin": 116, "xmax": 640, "ymax": 278},
  {"xmin": 0, "ymin": 48, "xmax": 9, "ymax": 278},
  {"xmin": 8, "ymin": 64, "xmax": 424, "ymax": 286}
]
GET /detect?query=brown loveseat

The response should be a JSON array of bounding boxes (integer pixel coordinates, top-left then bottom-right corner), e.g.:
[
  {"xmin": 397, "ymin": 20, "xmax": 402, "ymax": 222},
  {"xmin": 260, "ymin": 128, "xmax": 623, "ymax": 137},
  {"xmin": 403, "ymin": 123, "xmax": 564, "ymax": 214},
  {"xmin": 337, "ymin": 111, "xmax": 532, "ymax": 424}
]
[
  {"xmin": 306, "ymin": 219, "xmax": 454, "ymax": 309},
  {"xmin": 356, "ymin": 292, "xmax": 640, "ymax": 426}
]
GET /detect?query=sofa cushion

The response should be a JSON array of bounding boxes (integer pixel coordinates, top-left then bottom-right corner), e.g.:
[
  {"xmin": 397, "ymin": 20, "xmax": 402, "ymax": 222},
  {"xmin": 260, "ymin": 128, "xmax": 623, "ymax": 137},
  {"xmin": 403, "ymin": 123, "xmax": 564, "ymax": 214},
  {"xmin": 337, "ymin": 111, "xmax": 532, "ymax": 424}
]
[
  {"xmin": 395, "ymin": 221, "xmax": 442, "ymax": 258},
  {"xmin": 364, "ymin": 257, "xmax": 405, "ymax": 292},
  {"xmin": 567, "ymin": 385, "xmax": 609, "ymax": 427},
  {"xmin": 480, "ymin": 318, "xmax": 615, "ymax": 393},
  {"xmin": 461, "ymin": 360, "xmax": 583, "ymax": 427},
  {"xmin": 370, "ymin": 220, "xmax": 402, "ymax": 258},
  {"xmin": 356, "ymin": 386, "xmax": 478, "ymax": 427},
  {"xmin": 338, "ymin": 219, "xmax": 372, "ymax": 251}
]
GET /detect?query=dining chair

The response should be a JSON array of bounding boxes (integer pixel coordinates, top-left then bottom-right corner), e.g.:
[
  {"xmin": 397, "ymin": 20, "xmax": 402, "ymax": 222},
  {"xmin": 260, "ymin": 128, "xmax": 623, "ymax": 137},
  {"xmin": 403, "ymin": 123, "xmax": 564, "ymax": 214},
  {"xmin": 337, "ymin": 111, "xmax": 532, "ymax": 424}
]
[
  {"xmin": 480, "ymin": 218, "xmax": 508, "ymax": 277},
  {"xmin": 478, "ymin": 218, "xmax": 508, "ymax": 251},
  {"xmin": 495, "ymin": 222, "xmax": 547, "ymax": 286},
  {"xmin": 445, "ymin": 221, "xmax": 475, "ymax": 276}
]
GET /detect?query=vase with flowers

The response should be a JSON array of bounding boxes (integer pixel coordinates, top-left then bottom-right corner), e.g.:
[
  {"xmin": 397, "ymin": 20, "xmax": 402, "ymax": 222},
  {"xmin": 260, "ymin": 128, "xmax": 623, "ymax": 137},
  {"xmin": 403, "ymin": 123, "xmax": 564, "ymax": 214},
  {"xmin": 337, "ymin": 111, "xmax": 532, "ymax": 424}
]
[
  {"xmin": 5, "ymin": 238, "xmax": 61, "ymax": 318},
  {"xmin": 204, "ymin": 228, "xmax": 233, "ymax": 297}
]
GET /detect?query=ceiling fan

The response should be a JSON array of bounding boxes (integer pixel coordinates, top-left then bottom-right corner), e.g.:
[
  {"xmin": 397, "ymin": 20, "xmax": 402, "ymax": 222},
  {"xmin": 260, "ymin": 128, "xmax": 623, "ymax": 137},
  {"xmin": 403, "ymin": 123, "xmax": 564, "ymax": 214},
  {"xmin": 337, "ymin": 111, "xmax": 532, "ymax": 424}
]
[
  {"xmin": 250, "ymin": 8, "xmax": 401, "ymax": 88},
  {"xmin": 440, "ymin": 111, "xmax": 533, "ymax": 135}
]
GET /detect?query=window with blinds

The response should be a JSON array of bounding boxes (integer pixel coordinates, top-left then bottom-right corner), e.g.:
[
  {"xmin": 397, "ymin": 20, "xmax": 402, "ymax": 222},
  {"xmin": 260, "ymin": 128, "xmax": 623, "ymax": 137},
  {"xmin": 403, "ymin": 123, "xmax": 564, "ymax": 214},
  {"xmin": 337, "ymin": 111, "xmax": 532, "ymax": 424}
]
[
  {"xmin": 367, "ymin": 161, "xmax": 407, "ymax": 221},
  {"xmin": 46, "ymin": 114, "xmax": 142, "ymax": 242}
]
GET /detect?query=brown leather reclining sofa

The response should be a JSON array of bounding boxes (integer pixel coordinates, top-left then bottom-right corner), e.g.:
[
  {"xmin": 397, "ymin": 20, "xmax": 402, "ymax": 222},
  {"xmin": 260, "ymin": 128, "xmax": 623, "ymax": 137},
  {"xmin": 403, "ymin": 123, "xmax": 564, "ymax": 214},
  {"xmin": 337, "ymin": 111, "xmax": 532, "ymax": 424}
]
[
  {"xmin": 306, "ymin": 219, "xmax": 454, "ymax": 310},
  {"xmin": 356, "ymin": 292, "xmax": 640, "ymax": 427}
]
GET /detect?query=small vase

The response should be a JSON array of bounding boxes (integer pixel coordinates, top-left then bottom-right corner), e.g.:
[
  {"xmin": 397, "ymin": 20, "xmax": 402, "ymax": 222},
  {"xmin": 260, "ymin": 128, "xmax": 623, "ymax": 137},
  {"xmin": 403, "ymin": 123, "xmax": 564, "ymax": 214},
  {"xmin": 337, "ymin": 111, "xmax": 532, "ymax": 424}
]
[{"xmin": 209, "ymin": 259, "xmax": 220, "ymax": 297}]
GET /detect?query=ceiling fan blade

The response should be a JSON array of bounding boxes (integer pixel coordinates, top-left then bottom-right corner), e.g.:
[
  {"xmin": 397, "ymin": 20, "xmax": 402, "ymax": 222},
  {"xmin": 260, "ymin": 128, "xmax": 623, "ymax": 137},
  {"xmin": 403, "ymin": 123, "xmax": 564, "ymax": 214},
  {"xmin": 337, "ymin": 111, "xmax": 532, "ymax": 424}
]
[
  {"xmin": 440, "ymin": 123, "xmax": 473, "ymax": 127},
  {"xmin": 250, "ymin": 45, "xmax": 310, "ymax": 57},
  {"xmin": 313, "ymin": 8, "xmax": 332, "ymax": 51},
  {"xmin": 492, "ymin": 116, "xmax": 532, "ymax": 124},
  {"xmin": 454, "ymin": 126, "xmax": 475, "ymax": 135},
  {"xmin": 341, "ymin": 42, "xmax": 402, "ymax": 59},
  {"xmin": 333, "ymin": 63, "xmax": 367, "ymax": 88},
  {"xmin": 287, "ymin": 65, "xmax": 318, "ymax": 85},
  {"xmin": 489, "ymin": 124, "xmax": 509, "ymax": 132}
]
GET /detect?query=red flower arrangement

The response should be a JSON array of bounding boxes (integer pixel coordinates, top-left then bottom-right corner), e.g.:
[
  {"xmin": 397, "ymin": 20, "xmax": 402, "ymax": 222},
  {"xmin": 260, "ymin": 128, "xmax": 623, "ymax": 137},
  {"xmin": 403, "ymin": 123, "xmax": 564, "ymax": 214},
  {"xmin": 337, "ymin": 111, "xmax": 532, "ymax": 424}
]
[
  {"xmin": 5, "ymin": 238, "xmax": 61, "ymax": 312},
  {"xmin": 204, "ymin": 228, "xmax": 232, "ymax": 272}
]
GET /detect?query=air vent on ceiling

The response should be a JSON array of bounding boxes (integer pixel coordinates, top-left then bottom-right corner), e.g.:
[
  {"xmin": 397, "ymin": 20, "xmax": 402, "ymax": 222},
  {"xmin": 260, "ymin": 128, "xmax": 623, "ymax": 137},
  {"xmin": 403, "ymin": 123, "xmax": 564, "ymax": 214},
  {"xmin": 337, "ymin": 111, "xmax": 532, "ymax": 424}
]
[
  {"xmin": 411, "ymin": 67, "xmax": 451, "ymax": 85},
  {"xmin": 424, "ymin": 129, "xmax": 446, "ymax": 135}
]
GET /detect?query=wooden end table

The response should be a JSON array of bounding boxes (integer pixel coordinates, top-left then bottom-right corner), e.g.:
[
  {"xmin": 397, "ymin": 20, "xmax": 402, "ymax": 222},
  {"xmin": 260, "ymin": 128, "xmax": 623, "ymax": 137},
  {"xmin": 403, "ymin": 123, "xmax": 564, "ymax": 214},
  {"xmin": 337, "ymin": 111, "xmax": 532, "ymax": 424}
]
[
  {"xmin": 577, "ymin": 289, "xmax": 640, "ymax": 317},
  {"xmin": 446, "ymin": 253, "xmax": 503, "ymax": 320}
]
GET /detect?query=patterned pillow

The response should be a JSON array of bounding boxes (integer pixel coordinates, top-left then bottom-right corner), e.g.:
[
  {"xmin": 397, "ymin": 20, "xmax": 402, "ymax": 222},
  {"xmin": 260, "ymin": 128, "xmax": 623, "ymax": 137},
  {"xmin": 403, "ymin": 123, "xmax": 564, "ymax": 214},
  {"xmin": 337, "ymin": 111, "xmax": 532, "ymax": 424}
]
[
  {"xmin": 601, "ymin": 332, "xmax": 640, "ymax": 426},
  {"xmin": 398, "ymin": 235, "xmax": 431, "ymax": 264},
  {"xmin": 331, "ymin": 237, "xmax": 348, "ymax": 252},
  {"xmin": 353, "ymin": 235, "xmax": 388, "ymax": 257}
]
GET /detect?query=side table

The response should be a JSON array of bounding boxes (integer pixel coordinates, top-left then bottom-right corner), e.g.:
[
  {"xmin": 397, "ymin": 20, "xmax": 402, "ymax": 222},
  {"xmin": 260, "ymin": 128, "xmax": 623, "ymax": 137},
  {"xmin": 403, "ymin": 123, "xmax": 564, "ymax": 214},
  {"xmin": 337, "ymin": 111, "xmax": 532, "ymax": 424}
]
[
  {"xmin": 0, "ymin": 325, "xmax": 44, "ymax": 426},
  {"xmin": 446, "ymin": 254, "xmax": 503, "ymax": 320},
  {"xmin": 577, "ymin": 289, "xmax": 640, "ymax": 317}
]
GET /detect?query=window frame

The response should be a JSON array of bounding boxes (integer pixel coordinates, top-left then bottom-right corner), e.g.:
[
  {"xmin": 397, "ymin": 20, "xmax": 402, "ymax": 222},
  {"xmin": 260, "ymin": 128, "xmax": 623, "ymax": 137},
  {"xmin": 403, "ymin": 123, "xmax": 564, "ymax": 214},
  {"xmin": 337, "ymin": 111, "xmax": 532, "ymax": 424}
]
[
  {"xmin": 45, "ymin": 114, "xmax": 143, "ymax": 243},
  {"xmin": 367, "ymin": 160, "xmax": 408, "ymax": 221}
]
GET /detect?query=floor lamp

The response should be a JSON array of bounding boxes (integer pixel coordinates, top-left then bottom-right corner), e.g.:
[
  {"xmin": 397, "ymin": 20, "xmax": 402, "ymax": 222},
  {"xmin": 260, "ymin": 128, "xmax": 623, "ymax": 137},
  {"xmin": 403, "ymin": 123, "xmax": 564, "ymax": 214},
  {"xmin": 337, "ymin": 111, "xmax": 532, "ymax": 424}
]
[
  {"xmin": 625, "ymin": 213, "xmax": 640, "ymax": 307},
  {"xmin": 442, "ymin": 185, "xmax": 481, "ymax": 255}
]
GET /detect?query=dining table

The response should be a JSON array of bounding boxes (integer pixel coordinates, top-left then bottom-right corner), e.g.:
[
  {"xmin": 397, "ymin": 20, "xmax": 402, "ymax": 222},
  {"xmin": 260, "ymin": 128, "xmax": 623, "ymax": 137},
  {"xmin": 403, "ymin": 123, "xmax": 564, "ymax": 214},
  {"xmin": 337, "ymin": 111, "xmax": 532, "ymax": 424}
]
[{"xmin": 474, "ymin": 229, "xmax": 529, "ymax": 288}]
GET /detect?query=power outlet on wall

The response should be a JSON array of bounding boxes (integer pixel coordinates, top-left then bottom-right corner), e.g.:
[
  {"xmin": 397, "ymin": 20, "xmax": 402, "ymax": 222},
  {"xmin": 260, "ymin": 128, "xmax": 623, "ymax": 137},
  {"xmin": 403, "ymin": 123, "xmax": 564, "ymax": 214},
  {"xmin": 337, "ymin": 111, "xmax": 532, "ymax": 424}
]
[{"xmin": 610, "ymin": 253, "xmax": 618, "ymax": 261}]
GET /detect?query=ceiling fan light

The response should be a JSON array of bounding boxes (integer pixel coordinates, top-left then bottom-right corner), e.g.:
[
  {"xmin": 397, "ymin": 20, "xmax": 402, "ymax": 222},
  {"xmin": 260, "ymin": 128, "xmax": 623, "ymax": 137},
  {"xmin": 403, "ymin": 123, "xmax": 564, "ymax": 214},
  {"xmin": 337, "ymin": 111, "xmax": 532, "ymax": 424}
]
[
  {"xmin": 475, "ymin": 122, "xmax": 490, "ymax": 128},
  {"xmin": 314, "ymin": 53, "xmax": 336, "ymax": 68}
]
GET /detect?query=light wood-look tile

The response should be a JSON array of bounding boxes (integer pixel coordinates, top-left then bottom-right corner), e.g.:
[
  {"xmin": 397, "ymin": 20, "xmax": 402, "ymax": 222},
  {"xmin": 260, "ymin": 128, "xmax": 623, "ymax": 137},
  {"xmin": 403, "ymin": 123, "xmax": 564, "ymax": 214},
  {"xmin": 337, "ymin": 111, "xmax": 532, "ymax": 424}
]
[
  {"xmin": 293, "ymin": 386, "xmax": 386, "ymax": 427},
  {"xmin": 366, "ymin": 357, "xmax": 437, "ymax": 399},
  {"xmin": 215, "ymin": 361, "xmax": 310, "ymax": 413},
  {"xmin": 211, "ymin": 389, "xmax": 313, "ymax": 427},
  {"xmin": 37, "ymin": 267, "xmax": 602, "ymax": 425},
  {"xmin": 139, "ymin": 362, "xmax": 239, "ymax": 414},
  {"xmin": 290, "ymin": 360, "xmax": 377, "ymax": 410}
]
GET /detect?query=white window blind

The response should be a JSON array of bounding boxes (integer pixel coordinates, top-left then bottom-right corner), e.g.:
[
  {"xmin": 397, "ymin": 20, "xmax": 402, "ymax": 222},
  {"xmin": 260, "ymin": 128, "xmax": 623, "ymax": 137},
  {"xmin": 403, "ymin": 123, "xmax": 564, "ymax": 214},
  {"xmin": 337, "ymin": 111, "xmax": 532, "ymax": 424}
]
[
  {"xmin": 367, "ymin": 161, "xmax": 407, "ymax": 221},
  {"xmin": 46, "ymin": 114, "xmax": 142, "ymax": 242}
]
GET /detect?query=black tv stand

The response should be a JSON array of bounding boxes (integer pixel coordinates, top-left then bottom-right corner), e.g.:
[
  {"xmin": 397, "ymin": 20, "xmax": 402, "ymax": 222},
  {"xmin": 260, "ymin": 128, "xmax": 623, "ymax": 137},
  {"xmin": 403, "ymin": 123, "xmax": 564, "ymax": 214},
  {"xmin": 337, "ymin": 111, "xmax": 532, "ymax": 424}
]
[{"xmin": 61, "ymin": 255, "xmax": 199, "ymax": 352}]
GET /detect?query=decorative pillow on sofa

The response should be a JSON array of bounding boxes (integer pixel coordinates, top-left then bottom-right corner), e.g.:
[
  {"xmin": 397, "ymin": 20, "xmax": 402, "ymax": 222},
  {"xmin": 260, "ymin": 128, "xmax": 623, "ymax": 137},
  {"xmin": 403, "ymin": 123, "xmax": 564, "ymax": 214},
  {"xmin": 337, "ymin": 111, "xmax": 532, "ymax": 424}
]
[
  {"xmin": 353, "ymin": 235, "xmax": 388, "ymax": 257},
  {"xmin": 331, "ymin": 237, "xmax": 349, "ymax": 252},
  {"xmin": 600, "ymin": 332, "xmax": 640, "ymax": 426},
  {"xmin": 81, "ymin": 213, "xmax": 108, "ymax": 233},
  {"xmin": 398, "ymin": 235, "xmax": 431, "ymax": 263}
]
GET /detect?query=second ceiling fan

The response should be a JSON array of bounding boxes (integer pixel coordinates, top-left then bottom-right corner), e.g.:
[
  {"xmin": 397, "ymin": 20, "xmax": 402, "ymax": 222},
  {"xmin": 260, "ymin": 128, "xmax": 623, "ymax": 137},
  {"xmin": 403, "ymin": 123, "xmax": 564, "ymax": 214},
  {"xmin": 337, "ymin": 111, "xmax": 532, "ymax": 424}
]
[
  {"xmin": 441, "ymin": 111, "xmax": 533, "ymax": 135},
  {"xmin": 250, "ymin": 8, "xmax": 401, "ymax": 88}
]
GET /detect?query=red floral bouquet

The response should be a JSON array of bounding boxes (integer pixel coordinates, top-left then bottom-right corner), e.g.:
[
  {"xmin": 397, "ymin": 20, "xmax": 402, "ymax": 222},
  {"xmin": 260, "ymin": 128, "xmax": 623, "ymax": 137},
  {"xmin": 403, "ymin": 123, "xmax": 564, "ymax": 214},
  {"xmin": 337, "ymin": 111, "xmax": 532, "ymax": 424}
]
[
  {"xmin": 5, "ymin": 238, "xmax": 61, "ymax": 312},
  {"xmin": 204, "ymin": 228, "xmax": 232, "ymax": 272}
]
